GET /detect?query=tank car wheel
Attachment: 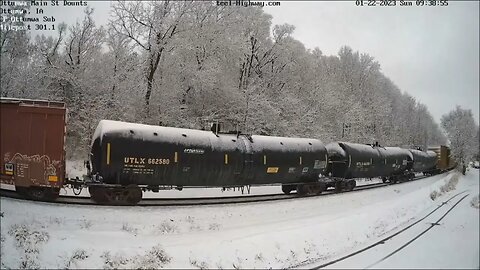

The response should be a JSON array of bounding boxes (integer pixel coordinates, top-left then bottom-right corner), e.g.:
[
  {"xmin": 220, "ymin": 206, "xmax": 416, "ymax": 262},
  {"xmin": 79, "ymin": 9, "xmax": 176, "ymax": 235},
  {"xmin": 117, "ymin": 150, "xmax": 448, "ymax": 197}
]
[
  {"xmin": 314, "ymin": 183, "xmax": 326, "ymax": 195},
  {"xmin": 90, "ymin": 186, "xmax": 142, "ymax": 205},
  {"xmin": 303, "ymin": 183, "xmax": 324, "ymax": 195},
  {"xmin": 305, "ymin": 184, "xmax": 314, "ymax": 195},
  {"xmin": 296, "ymin": 184, "xmax": 308, "ymax": 196},
  {"xmin": 88, "ymin": 186, "xmax": 99, "ymax": 197},
  {"xmin": 88, "ymin": 186, "xmax": 95, "ymax": 196},
  {"xmin": 282, "ymin": 185, "xmax": 294, "ymax": 195},
  {"xmin": 123, "ymin": 185, "xmax": 143, "ymax": 205},
  {"xmin": 346, "ymin": 180, "xmax": 356, "ymax": 191},
  {"xmin": 334, "ymin": 181, "xmax": 343, "ymax": 193},
  {"xmin": 89, "ymin": 186, "xmax": 109, "ymax": 204},
  {"xmin": 390, "ymin": 177, "xmax": 397, "ymax": 184}
]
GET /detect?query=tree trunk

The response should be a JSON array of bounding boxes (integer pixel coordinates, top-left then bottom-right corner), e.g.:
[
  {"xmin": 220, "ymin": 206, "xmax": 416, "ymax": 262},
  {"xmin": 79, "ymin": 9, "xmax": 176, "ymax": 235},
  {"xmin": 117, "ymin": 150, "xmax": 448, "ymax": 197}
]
[{"xmin": 145, "ymin": 48, "xmax": 164, "ymax": 106}]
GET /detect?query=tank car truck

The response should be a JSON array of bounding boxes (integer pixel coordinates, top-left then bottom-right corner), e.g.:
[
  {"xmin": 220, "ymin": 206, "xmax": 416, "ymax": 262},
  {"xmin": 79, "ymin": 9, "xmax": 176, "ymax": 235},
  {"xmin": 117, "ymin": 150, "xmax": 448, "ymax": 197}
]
[
  {"xmin": 87, "ymin": 120, "xmax": 330, "ymax": 204},
  {"xmin": 324, "ymin": 142, "xmax": 413, "ymax": 191},
  {"xmin": 0, "ymin": 98, "xmax": 66, "ymax": 201}
]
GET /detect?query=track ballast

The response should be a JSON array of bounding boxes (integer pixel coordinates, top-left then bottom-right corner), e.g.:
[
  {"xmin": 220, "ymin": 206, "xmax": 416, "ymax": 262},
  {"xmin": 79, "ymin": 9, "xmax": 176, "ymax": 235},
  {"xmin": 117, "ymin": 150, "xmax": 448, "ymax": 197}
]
[{"xmin": 0, "ymin": 174, "xmax": 433, "ymax": 207}]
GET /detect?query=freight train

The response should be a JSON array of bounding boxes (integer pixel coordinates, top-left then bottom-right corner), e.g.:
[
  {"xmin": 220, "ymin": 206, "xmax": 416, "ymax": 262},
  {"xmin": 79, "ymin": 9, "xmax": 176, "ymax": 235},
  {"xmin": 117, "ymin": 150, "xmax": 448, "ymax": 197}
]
[{"xmin": 0, "ymin": 98, "xmax": 455, "ymax": 205}]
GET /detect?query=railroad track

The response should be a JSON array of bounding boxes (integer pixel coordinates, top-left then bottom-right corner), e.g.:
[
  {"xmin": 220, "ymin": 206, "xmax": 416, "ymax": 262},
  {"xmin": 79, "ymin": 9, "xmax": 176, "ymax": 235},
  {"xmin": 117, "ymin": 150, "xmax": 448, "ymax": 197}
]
[
  {"xmin": 0, "ymin": 174, "xmax": 432, "ymax": 206},
  {"xmin": 303, "ymin": 188, "xmax": 469, "ymax": 269}
]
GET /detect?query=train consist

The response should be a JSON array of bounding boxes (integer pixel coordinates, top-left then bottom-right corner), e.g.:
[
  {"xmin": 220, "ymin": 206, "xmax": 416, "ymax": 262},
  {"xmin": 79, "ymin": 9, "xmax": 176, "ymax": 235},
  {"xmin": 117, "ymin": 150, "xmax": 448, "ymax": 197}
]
[{"xmin": 0, "ymin": 98, "xmax": 455, "ymax": 205}]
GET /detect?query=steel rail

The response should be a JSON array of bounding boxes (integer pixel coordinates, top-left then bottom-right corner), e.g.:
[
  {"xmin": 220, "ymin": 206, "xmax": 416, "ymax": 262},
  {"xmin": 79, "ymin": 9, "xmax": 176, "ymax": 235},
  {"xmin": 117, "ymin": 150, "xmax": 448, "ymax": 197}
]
[
  {"xmin": 0, "ymin": 174, "xmax": 433, "ymax": 207},
  {"xmin": 305, "ymin": 189, "xmax": 469, "ymax": 269},
  {"xmin": 364, "ymin": 192, "xmax": 470, "ymax": 269}
]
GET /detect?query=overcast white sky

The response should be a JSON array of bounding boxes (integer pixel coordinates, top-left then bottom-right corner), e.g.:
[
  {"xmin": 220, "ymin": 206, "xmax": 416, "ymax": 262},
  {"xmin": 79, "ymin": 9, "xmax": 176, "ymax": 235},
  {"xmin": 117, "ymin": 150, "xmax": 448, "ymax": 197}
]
[
  {"xmin": 26, "ymin": 0, "xmax": 479, "ymax": 124},
  {"xmin": 264, "ymin": 1, "xmax": 479, "ymax": 124}
]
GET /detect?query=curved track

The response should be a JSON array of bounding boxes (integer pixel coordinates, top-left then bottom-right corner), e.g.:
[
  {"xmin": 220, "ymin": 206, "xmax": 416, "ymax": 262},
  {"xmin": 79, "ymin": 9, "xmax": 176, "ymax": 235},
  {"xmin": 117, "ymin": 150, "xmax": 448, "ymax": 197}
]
[{"xmin": 0, "ymin": 175, "xmax": 433, "ymax": 207}]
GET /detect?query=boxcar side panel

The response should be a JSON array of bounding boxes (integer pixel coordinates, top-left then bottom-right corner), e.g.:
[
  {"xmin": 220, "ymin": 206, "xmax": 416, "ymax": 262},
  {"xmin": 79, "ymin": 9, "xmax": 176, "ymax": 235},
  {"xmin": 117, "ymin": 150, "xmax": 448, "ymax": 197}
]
[{"xmin": 0, "ymin": 100, "xmax": 66, "ymax": 188}]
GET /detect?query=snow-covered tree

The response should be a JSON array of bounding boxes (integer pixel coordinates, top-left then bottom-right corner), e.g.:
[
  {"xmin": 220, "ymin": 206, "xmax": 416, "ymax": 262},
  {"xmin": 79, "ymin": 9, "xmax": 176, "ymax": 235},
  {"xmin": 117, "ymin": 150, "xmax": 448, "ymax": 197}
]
[
  {"xmin": 0, "ymin": 29, "xmax": 35, "ymax": 98},
  {"xmin": 1, "ymin": 3, "xmax": 451, "ymax": 158},
  {"xmin": 110, "ymin": 0, "xmax": 193, "ymax": 118},
  {"xmin": 441, "ymin": 106, "xmax": 479, "ymax": 169}
]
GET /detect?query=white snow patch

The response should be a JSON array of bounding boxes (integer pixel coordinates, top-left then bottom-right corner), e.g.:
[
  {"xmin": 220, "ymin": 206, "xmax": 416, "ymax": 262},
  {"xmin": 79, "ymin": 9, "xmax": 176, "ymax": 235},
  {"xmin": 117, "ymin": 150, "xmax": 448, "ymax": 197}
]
[{"xmin": 1, "ymin": 170, "xmax": 477, "ymax": 269}]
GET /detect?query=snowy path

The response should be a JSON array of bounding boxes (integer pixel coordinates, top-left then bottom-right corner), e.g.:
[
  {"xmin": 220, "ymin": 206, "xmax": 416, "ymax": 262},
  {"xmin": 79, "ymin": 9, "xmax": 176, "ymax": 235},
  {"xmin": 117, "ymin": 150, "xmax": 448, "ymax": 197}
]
[{"xmin": 1, "ymin": 169, "xmax": 478, "ymax": 269}]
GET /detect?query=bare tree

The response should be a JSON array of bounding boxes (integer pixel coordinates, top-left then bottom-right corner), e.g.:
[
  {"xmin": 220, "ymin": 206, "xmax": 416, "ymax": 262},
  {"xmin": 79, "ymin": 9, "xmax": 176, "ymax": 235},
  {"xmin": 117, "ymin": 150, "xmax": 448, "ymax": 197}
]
[
  {"xmin": 35, "ymin": 23, "xmax": 67, "ymax": 67},
  {"xmin": 110, "ymin": 0, "xmax": 193, "ymax": 113},
  {"xmin": 64, "ymin": 7, "xmax": 105, "ymax": 71}
]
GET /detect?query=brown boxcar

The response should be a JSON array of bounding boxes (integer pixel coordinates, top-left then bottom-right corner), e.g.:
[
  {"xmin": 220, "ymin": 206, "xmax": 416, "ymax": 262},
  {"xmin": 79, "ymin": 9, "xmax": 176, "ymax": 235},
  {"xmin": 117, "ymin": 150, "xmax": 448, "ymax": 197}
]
[
  {"xmin": 0, "ymin": 98, "xmax": 66, "ymax": 200},
  {"xmin": 428, "ymin": 145, "xmax": 455, "ymax": 171}
]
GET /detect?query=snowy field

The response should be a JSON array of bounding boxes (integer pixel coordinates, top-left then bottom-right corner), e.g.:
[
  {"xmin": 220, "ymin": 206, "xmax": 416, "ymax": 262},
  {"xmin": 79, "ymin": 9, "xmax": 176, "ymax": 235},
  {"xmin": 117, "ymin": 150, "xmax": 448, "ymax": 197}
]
[{"xmin": 1, "ymin": 169, "xmax": 478, "ymax": 269}]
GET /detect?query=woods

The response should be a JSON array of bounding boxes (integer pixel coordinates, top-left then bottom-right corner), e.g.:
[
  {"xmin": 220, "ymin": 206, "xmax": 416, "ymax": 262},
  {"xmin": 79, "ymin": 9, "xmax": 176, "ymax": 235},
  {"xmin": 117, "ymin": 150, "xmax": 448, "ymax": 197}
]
[
  {"xmin": 441, "ymin": 106, "xmax": 480, "ymax": 169},
  {"xmin": 0, "ymin": 2, "xmax": 453, "ymax": 159}
]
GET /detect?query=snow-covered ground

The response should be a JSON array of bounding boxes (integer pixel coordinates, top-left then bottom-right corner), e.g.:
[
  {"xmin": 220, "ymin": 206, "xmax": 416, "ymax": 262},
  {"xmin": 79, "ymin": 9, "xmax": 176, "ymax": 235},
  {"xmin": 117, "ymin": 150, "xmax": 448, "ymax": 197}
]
[{"xmin": 1, "ymin": 169, "xmax": 478, "ymax": 269}]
